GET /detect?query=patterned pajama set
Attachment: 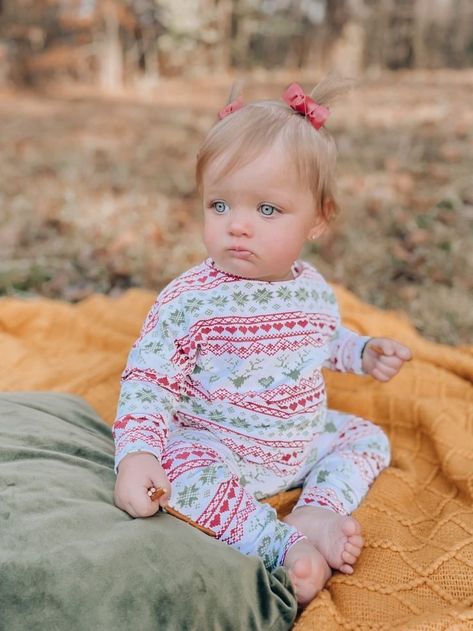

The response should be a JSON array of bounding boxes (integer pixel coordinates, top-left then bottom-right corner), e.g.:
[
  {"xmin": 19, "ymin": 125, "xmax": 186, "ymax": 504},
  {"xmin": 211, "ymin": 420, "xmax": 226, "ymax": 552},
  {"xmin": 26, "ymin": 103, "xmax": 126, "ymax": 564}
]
[{"xmin": 113, "ymin": 259, "xmax": 390, "ymax": 570}]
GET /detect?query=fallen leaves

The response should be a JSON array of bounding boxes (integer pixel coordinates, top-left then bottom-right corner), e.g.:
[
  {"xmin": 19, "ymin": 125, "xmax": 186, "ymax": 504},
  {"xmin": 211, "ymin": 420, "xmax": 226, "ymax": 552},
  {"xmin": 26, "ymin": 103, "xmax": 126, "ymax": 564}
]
[{"xmin": 1, "ymin": 70, "xmax": 472, "ymax": 345}]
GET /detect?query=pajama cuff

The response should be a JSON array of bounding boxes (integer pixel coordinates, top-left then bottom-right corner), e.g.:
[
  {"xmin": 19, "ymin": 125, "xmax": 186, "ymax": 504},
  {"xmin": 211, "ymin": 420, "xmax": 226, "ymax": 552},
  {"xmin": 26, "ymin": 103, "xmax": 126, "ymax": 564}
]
[
  {"xmin": 278, "ymin": 530, "xmax": 308, "ymax": 567},
  {"xmin": 114, "ymin": 446, "xmax": 161, "ymax": 473},
  {"xmin": 354, "ymin": 335, "xmax": 372, "ymax": 374}
]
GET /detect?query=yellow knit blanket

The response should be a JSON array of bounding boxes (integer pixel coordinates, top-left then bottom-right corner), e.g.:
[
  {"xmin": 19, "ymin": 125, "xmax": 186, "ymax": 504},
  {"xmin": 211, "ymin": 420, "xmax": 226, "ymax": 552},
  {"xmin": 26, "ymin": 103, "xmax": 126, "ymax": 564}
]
[{"xmin": 1, "ymin": 287, "xmax": 472, "ymax": 629}]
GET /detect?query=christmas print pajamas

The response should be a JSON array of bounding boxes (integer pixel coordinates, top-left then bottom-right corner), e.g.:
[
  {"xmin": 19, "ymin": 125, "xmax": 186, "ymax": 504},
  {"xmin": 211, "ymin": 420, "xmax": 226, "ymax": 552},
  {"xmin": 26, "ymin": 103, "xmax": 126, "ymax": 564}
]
[{"xmin": 113, "ymin": 259, "xmax": 390, "ymax": 570}]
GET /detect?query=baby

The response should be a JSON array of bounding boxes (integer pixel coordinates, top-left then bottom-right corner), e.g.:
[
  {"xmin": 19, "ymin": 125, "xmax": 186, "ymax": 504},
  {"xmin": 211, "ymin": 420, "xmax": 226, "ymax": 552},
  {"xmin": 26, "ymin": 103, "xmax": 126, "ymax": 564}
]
[{"xmin": 113, "ymin": 77, "xmax": 412, "ymax": 606}]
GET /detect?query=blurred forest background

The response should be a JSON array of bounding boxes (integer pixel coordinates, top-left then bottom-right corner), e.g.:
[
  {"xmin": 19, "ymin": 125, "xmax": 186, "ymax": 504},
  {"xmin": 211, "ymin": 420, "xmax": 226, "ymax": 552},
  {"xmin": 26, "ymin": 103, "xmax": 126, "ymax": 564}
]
[{"xmin": 1, "ymin": 0, "xmax": 472, "ymax": 344}]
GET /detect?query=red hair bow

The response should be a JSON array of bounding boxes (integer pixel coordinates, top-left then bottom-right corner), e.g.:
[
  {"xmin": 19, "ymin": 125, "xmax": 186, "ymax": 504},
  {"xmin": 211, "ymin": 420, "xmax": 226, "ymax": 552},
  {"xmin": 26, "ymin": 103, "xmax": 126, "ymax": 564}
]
[
  {"xmin": 282, "ymin": 83, "xmax": 330, "ymax": 130},
  {"xmin": 218, "ymin": 96, "xmax": 244, "ymax": 120}
]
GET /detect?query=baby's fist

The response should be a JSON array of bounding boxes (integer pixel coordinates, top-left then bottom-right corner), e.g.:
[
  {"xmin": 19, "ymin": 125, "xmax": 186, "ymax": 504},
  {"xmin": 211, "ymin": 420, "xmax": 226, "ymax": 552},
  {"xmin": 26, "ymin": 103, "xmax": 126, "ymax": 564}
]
[
  {"xmin": 362, "ymin": 338, "xmax": 412, "ymax": 382},
  {"xmin": 114, "ymin": 452, "xmax": 171, "ymax": 518}
]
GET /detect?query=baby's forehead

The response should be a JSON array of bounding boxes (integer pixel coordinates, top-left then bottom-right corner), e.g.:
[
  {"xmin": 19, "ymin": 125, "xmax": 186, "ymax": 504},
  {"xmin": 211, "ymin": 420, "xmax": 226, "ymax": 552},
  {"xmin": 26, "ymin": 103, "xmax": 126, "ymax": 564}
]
[{"xmin": 203, "ymin": 138, "xmax": 293, "ymax": 183}]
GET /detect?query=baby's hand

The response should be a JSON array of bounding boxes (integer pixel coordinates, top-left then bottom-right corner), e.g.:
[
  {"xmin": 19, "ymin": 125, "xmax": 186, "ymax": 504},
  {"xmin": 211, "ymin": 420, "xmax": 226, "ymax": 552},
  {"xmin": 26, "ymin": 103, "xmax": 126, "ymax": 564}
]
[
  {"xmin": 362, "ymin": 337, "xmax": 412, "ymax": 382},
  {"xmin": 114, "ymin": 452, "xmax": 171, "ymax": 518}
]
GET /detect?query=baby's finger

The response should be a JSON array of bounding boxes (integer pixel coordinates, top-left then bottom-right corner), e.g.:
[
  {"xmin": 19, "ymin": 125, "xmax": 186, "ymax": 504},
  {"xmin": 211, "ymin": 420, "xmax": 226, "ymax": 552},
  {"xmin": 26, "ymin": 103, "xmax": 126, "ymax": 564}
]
[
  {"xmin": 368, "ymin": 339, "xmax": 396, "ymax": 357},
  {"xmin": 131, "ymin": 494, "xmax": 160, "ymax": 518},
  {"xmin": 122, "ymin": 502, "xmax": 139, "ymax": 518},
  {"xmin": 393, "ymin": 342, "xmax": 412, "ymax": 361},
  {"xmin": 377, "ymin": 354, "xmax": 403, "ymax": 370},
  {"xmin": 373, "ymin": 358, "xmax": 402, "ymax": 379},
  {"xmin": 371, "ymin": 366, "xmax": 392, "ymax": 382}
]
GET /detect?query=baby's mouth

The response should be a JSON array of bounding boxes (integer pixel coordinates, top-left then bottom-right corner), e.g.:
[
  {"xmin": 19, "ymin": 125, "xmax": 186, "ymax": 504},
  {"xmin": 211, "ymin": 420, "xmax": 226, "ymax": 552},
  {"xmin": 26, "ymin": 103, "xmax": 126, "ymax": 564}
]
[{"xmin": 228, "ymin": 247, "xmax": 253, "ymax": 259}]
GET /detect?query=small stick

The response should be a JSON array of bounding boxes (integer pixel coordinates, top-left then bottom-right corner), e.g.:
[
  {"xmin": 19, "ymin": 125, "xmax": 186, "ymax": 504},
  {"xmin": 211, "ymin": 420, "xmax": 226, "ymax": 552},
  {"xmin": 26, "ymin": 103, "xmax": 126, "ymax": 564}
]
[
  {"xmin": 147, "ymin": 487, "xmax": 216, "ymax": 537},
  {"xmin": 148, "ymin": 486, "xmax": 167, "ymax": 502}
]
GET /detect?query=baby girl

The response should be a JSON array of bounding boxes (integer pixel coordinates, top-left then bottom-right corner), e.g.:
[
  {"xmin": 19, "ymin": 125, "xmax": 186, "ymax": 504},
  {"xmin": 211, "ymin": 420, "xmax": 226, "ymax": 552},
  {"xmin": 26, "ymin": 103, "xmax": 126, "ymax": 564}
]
[{"xmin": 113, "ymin": 77, "xmax": 411, "ymax": 606}]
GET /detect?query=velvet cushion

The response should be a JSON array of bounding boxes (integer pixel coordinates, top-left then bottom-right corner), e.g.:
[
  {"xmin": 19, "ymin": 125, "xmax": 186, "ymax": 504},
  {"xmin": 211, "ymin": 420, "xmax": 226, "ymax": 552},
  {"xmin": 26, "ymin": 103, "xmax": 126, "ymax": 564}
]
[{"xmin": 0, "ymin": 392, "xmax": 297, "ymax": 631}]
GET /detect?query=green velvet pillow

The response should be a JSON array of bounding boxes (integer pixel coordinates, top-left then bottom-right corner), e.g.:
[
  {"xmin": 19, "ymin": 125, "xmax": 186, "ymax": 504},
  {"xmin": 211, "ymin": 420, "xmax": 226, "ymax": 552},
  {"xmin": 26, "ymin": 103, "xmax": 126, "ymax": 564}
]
[{"xmin": 0, "ymin": 392, "xmax": 297, "ymax": 631}]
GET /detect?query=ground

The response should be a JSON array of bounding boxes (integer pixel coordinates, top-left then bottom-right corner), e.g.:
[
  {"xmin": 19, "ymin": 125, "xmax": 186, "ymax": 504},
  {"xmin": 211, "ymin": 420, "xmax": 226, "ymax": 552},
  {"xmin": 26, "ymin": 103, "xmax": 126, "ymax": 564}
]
[{"xmin": 1, "ymin": 69, "xmax": 472, "ymax": 345}]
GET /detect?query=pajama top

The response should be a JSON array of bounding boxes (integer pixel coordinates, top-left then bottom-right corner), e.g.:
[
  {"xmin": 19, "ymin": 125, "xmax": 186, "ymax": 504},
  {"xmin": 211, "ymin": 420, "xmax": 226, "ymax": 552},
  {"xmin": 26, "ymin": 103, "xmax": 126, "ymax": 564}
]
[{"xmin": 113, "ymin": 258, "xmax": 371, "ymax": 478}]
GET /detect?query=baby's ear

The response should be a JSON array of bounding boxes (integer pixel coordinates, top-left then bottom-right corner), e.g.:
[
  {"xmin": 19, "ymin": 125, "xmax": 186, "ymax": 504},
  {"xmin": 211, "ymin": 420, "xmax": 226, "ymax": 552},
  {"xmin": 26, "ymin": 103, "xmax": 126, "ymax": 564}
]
[
  {"xmin": 322, "ymin": 198, "xmax": 336, "ymax": 221},
  {"xmin": 308, "ymin": 214, "xmax": 328, "ymax": 241}
]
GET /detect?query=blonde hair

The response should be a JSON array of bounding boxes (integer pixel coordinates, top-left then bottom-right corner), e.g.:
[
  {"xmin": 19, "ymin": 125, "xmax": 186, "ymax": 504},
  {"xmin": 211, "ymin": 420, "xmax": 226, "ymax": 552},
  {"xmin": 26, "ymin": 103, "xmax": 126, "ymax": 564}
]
[{"xmin": 196, "ymin": 75, "xmax": 353, "ymax": 223}]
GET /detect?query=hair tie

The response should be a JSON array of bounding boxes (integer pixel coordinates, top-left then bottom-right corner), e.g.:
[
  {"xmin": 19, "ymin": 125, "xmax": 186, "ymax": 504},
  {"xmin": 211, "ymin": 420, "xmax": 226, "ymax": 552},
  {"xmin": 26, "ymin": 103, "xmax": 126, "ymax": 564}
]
[
  {"xmin": 218, "ymin": 96, "xmax": 244, "ymax": 120},
  {"xmin": 282, "ymin": 83, "xmax": 330, "ymax": 130}
]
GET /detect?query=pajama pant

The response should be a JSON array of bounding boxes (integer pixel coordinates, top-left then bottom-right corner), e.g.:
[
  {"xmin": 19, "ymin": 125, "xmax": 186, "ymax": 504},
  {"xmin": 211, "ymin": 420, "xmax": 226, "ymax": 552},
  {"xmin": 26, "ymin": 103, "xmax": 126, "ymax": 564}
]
[{"xmin": 161, "ymin": 410, "xmax": 390, "ymax": 571}]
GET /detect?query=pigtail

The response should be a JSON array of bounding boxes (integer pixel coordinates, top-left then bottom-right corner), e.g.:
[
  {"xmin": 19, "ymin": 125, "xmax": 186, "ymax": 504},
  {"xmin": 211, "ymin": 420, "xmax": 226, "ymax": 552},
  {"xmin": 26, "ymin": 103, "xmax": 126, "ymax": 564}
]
[
  {"xmin": 310, "ymin": 74, "xmax": 354, "ymax": 109},
  {"xmin": 226, "ymin": 79, "xmax": 244, "ymax": 104},
  {"xmin": 217, "ymin": 80, "xmax": 245, "ymax": 120}
]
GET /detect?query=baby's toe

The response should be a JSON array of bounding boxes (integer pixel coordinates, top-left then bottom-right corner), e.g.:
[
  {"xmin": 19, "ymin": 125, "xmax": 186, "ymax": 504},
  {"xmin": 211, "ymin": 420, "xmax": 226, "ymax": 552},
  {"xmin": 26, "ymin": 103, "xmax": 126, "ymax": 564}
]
[
  {"xmin": 341, "ymin": 550, "xmax": 358, "ymax": 564},
  {"xmin": 348, "ymin": 533, "xmax": 364, "ymax": 550},
  {"xmin": 345, "ymin": 541, "xmax": 363, "ymax": 557},
  {"xmin": 339, "ymin": 563, "xmax": 354, "ymax": 574},
  {"xmin": 341, "ymin": 517, "xmax": 362, "ymax": 537}
]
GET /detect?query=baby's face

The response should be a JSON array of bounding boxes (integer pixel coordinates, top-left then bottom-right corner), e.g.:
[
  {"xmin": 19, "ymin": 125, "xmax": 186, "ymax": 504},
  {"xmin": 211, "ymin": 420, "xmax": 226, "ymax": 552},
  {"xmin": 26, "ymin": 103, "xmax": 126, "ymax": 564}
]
[{"xmin": 201, "ymin": 146, "xmax": 324, "ymax": 282}]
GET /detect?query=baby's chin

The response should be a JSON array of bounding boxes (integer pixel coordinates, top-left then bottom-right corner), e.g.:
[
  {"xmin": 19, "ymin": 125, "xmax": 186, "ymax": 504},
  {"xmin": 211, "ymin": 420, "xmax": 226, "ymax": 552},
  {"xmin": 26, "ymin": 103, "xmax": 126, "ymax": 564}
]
[
  {"xmin": 211, "ymin": 257, "xmax": 294, "ymax": 283},
  {"xmin": 211, "ymin": 257, "xmax": 257, "ymax": 280}
]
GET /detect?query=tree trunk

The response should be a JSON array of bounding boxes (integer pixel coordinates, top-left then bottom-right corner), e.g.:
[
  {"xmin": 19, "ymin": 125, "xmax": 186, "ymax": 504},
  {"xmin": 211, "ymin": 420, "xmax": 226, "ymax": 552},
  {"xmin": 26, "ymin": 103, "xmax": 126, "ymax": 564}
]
[
  {"xmin": 215, "ymin": 0, "xmax": 233, "ymax": 71},
  {"xmin": 99, "ymin": 0, "xmax": 123, "ymax": 91}
]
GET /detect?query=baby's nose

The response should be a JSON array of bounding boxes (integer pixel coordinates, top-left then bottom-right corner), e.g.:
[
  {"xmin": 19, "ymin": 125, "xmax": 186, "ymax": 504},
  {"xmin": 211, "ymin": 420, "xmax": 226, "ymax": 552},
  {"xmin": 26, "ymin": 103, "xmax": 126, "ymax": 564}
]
[{"xmin": 228, "ymin": 212, "xmax": 253, "ymax": 237}]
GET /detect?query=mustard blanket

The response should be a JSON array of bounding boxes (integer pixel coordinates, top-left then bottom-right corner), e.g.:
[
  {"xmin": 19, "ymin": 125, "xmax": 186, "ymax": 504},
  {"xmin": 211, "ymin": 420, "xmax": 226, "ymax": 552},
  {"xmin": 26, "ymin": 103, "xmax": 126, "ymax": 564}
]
[{"xmin": 1, "ymin": 287, "xmax": 472, "ymax": 630}]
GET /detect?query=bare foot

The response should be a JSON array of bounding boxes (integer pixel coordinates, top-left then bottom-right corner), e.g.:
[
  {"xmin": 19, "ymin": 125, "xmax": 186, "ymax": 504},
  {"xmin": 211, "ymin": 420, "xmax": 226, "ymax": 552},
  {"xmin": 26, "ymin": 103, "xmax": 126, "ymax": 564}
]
[
  {"xmin": 283, "ymin": 539, "xmax": 332, "ymax": 607},
  {"xmin": 284, "ymin": 506, "xmax": 364, "ymax": 574}
]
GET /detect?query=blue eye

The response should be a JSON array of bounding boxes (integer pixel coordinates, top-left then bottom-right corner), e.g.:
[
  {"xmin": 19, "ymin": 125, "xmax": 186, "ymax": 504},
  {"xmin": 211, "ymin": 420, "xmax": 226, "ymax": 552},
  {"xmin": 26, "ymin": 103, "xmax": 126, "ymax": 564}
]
[
  {"xmin": 259, "ymin": 204, "xmax": 278, "ymax": 217},
  {"xmin": 212, "ymin": 201, "xmax": 229, "ymax": 214}
]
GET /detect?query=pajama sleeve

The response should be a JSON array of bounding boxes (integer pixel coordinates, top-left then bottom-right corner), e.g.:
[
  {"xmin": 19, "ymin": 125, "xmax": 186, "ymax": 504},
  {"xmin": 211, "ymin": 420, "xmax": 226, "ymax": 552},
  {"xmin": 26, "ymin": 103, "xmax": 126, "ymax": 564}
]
[
  {"xmin": 323, "ymin": 325, "xmax": 371, "ymax": 374},
  {"xmin": 112, "ymin": 293, "xmax": 195, "ymax": 471}
]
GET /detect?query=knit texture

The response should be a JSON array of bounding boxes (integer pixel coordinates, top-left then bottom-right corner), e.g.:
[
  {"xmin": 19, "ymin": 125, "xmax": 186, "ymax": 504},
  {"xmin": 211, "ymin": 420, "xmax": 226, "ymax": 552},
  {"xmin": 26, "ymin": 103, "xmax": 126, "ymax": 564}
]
[{"xmin": 1, "ymin": 286, "xmax": 472, "ymax": 629}]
